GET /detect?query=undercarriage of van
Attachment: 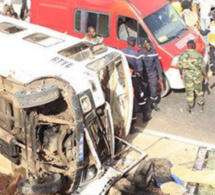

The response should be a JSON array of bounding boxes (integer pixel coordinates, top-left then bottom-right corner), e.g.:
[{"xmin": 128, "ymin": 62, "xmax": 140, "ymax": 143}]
[{"xmin": 0, "ymin": 75, "xmax": 145, "ymax": 194}]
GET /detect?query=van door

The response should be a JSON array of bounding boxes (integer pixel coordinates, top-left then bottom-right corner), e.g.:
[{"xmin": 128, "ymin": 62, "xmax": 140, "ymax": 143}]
[
  {"xmin": 87, "ymin": 52, "xmax": 133, "ymax": 137},
  {"xmin": 116, "ymin": 16, "xmax": 149, "ymax": 49}
]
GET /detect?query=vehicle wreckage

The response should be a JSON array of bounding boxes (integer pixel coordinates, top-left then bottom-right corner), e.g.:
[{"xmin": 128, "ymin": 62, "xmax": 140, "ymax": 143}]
[{"xmin": 0, "ymin": 16, "xmax": 146, "ymax": 194}]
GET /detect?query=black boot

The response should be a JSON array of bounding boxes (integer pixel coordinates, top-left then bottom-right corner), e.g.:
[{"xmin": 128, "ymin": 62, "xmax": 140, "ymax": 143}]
[
  {"xmin": 142, "ymin": 108, "xmax": 152, "ymax": 122},
  {"xmin": 151, "ymin": 103, "xmax": 160, "ymax": 111},
  {"xmin": 143, "ymin": 115, "xmax": 152, "ymax": 122}
]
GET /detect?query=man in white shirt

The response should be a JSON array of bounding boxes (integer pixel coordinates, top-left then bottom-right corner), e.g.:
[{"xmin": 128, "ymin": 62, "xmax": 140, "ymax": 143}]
[{"xmin": 198, "ymin": 0, "xmax": 215, "ymax": 30}]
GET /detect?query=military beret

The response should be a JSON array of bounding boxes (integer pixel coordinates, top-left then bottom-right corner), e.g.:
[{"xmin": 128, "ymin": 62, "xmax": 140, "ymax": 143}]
[
  {"xmin": 187, "ymin": 39, "xmax": 195, "ymax": 45},
  {"xmin": 127, "ymin": 36, "xmax": 136, "ymax": 42}
]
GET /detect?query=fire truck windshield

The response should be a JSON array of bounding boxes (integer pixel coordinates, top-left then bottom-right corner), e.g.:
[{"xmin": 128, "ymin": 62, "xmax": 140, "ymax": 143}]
[{"xmin": 144, "ymin": 4, "xmax": 187, "ymax": 44}]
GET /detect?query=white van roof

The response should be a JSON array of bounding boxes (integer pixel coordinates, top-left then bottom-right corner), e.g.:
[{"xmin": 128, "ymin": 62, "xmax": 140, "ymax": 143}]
[{"xmin": 0, "ymin": 16, "xmax": 124, "ymax": 92}]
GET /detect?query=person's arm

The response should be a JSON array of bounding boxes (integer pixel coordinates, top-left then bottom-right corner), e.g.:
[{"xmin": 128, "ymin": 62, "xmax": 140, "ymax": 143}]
[
  {"xmin": 135, "ymin": 58, "xmax": 143, "ymax": 75},
  {"xmin": 154, "ymin": 54, "xmax": 164, "ymax": 89},
  {"xmin": 154, "ymin": 55, "xmax": 163, "ymax": 80},
  {"xmin": 201, "ymin": 65, "xmax": 208, "ymax": 79},
  {"xmin": 177, "ymin": 55, "xmax": 184, "ymax": 80},
  {"xmin": 199, "ymin": 55, "xmax": 208, "ymax": 80},
  {"xmin": 179, "ymin": 68, "xmax": 184, "ymax": 79}
]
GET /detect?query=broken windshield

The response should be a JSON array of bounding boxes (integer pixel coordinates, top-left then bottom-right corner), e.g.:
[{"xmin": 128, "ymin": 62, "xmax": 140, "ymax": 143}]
[{"xmin": 144, "ymin": 4, "xmax": 187, "ymax": 44}]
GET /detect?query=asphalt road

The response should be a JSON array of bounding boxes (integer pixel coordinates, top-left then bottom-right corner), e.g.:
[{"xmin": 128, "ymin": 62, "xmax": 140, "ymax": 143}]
[{"xmin": 136, "ymin": 76, "xmax": 215, "ymax": 145}]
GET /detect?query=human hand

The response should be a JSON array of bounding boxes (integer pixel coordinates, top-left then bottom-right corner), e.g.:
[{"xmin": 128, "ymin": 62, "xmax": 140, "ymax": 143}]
[
  {"xmin": 135, "ymin": 72, "xmax": 141, "ymax": 77},
  {"xmin": 158, "ymin": 78, "xmax": 164, "ymax": 90},
  {"xmin": 205, "ymin": 76, "xmax": 209, "ymax": 83}
]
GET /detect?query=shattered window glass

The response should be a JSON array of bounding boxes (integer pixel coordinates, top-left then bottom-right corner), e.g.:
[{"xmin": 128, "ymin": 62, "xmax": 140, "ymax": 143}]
[
  {"xmin": 0, "ymin": 22, "xmax": 25, "ymax": 34},
  {"xmin": 24, "ymin": 33, "xmax": 63, "ymax": 47},
  {"xmin": 58, "ymin": 42, "xmax": 93, "ymax": 62}
]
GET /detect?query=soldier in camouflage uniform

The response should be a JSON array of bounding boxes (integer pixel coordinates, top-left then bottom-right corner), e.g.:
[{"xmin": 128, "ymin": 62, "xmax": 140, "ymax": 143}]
[{"xmin": 178, "ymin": 40, "xmax": 208, "ymax": 113}]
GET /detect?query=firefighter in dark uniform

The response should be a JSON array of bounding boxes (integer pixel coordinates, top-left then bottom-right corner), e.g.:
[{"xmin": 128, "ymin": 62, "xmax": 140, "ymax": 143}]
[
  {"xmin": 122, "ymin": 37, "xmax": 152, "ymax": 126},
  {"xmin": 139, "ymin": 39, "xmax": 163, "ymax": 111}
]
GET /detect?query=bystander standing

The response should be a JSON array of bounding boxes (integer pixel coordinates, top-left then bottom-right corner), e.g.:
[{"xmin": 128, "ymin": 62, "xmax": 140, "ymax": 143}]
[{"xmin": 180, "ymin": 1, "xmax": 198, "ymax": 30}]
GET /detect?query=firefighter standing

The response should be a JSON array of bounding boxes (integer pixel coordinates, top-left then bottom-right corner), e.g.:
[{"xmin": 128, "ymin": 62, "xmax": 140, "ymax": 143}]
[
  {"xmin": 178, "ymin": 40, "xmax": 208, "ymax": 113},
  {"xmin": 122, "ymin": 37, "xmax": 152, "ymax": 124},
  {"xmin": 139, "ymin": 39, "xmax": 163, "ymax": 111}
]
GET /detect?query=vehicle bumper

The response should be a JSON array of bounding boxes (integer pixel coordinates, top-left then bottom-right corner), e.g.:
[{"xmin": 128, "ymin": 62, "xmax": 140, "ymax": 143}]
[{"xmin": 165, "ymin": 68, "xmax": 184, "ymax": 89}]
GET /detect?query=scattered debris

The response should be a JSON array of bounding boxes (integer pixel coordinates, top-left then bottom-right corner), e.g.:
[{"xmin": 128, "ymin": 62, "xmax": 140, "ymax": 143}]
[{"xmin": 152, "ymin": 158, "xmax": 173, "ymax": 187}]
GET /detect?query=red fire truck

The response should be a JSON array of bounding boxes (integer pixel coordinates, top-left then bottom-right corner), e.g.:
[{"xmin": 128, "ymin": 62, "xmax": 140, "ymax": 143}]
[{"xmin": 30, "ymin": 0, "xmax": 206, "ymax": 96}]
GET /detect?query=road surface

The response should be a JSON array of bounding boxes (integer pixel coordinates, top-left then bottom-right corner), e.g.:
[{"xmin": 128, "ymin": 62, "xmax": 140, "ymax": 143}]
[{"xmin": 135, "ymin": 76, "xmax": 215, "ymax": 145}]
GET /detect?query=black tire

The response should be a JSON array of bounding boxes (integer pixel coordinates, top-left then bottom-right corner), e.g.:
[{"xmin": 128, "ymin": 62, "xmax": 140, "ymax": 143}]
[
  {"xmin": 14, "ymin": 84, "xmax": 60, "ymax": 108},
  {"xmin": 160, "ymin": 74, "xmax": 171, "ymax": 98},
  {"xmin": 133, "ymin": 160, "xmax": 154, "ymax": 190},
  {"xmin": 18, "ymin": 173, "xmax": 62, "ymax": 194}
]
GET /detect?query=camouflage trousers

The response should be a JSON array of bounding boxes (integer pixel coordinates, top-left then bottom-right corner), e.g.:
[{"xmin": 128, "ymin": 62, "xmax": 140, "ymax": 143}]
[{"xmin": 184, "ymin": 72, "xmax": 204, "ymax": 107}]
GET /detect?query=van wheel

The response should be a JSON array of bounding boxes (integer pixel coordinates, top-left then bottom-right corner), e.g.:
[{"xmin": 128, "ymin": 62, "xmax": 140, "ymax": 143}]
[
  {"xmin": 13, "ymin": 84, "xmax": 60, "ymax": 108},
  {"xmin": 18, "ymin": 173, "xmax": 62, "ymax": 194},
  {"xmin": 160, "ymin": 75, "xmax": 171, "ymax": 98}
]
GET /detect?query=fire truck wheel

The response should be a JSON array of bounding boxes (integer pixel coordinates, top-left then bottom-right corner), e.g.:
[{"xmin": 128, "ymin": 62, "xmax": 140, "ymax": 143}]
[
  {"xmin": 160, "ymin": 75, "xmax": 171, "ymax": 98},
  {"xmin": 18, "ymin": 173, "xmax": 62, "ymax": 194}
]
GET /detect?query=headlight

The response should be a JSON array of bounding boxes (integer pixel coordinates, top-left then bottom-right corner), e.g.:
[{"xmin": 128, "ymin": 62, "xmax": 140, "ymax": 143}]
[
  {"xmin": 80, "ymin": 95, "xmax": 92, "ymax": 113},
  {"xmin": 171, "ymin": 56, "xmax": 179, "ymax": 67}
]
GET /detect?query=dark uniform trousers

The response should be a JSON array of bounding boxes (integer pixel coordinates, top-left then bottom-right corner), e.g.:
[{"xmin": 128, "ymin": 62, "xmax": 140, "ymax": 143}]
[
  {"xmin": 148, "ymin": 75, "xmax": 158, "ymax": 103},
  {"xmin": 209, "ymin": 46, "xmax": 215, "ymax": 73},
  {"xmin": 131, "ymin": 73, "xmax": 148, "ymax": 123}
]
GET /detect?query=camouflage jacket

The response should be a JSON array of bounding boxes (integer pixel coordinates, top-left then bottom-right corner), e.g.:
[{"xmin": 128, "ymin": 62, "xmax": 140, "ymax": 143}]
[{"xmin": 178, "ymin": 49, "xmax": 206, "ymax": 73}]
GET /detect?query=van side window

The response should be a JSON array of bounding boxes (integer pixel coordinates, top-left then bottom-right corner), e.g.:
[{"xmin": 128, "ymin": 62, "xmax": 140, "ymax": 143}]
[
  {"xmin": 117, "ymin": 16, "xmax": 148, "ymax": 43},
  {"xmin": 75, "ymin": 10, "xmax": 109, "ymax": 37}
]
